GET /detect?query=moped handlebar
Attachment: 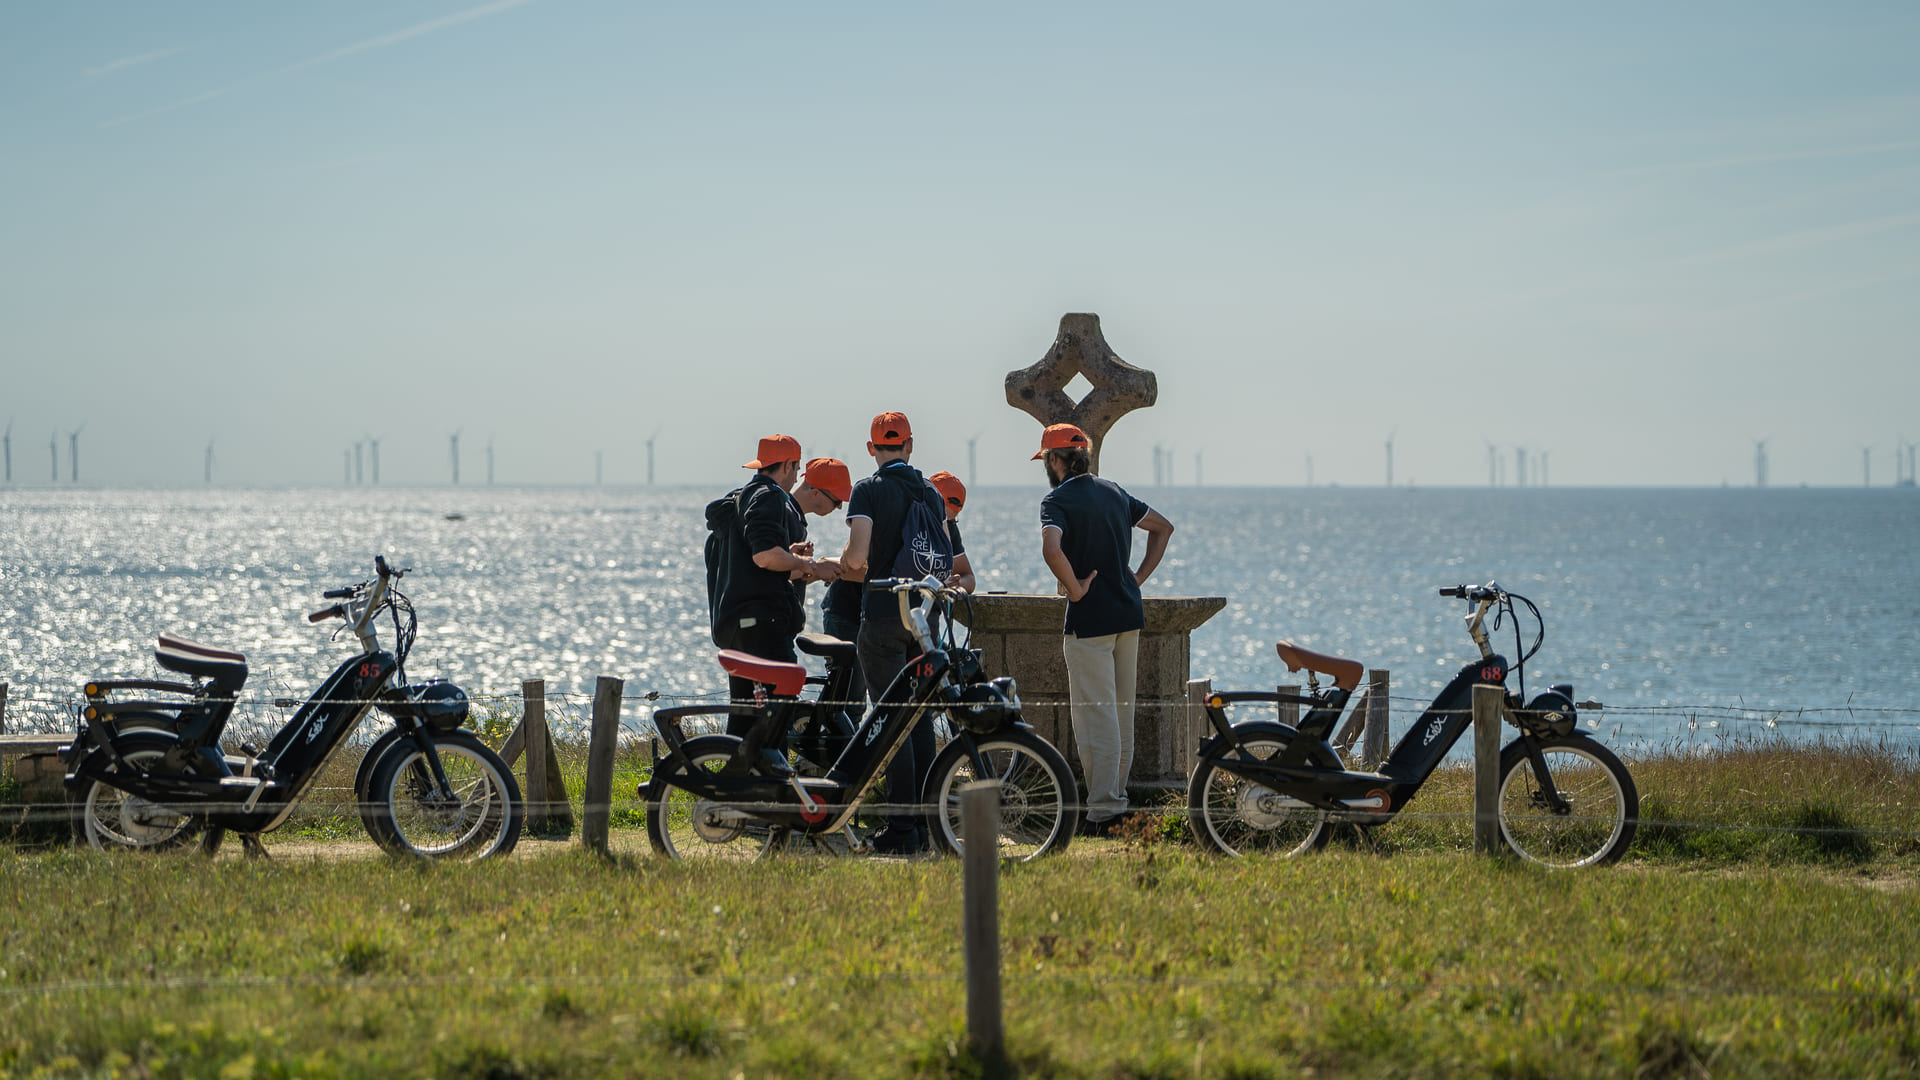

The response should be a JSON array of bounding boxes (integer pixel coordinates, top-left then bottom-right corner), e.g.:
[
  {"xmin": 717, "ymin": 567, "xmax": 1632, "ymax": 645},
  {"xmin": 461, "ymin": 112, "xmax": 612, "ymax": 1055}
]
[
  {"xmin": 322, "ymin": 588, "xmax": 355, "ymax": 599},
  {"xmin": 1439, "ymin": 583, "xmax": 1503, "ymax": 603}
]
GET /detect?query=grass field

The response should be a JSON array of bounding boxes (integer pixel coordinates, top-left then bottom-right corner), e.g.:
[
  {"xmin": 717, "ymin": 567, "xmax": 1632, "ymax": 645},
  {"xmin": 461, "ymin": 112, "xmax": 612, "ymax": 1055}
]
[{"xmin": 2, "ymin": 734, "xmax": 1917, "ymax": 1078}]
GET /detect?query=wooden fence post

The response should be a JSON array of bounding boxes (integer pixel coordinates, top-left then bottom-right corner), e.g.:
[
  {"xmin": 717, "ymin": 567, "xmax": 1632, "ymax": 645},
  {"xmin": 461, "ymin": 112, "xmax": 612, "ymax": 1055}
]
[
  {"xmin": 1183, "ymin": 677, "xmax": 1211, "ymax": 777},
  {"xmin": 962, "ymin": 781, "xmax": 1004, "ymax": 1066},
  {"xmin": 1472, "ymin": 683, "xmax": 1503, "ymax": 855},
  {"xmin": 581, "ymin": 675, "xmax": 623, "ymax": 855},
  {"xmin": 1363, "ymin": 669, "xmax": 1390, "ymax": 767},
  {"xmin": 0, "ymin": 682, "xmax": 8, "ymax": 735},
  {"xmin": 523, "ymin": 679, "xmax": 551, "ymax": 834}
]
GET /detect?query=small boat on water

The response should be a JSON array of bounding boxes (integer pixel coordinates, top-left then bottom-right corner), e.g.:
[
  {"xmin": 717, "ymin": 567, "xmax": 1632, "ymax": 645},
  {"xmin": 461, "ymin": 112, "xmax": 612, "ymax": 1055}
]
[{"xmin": 444, "ymin": 513, "xmax": 466, "ymax": 521}]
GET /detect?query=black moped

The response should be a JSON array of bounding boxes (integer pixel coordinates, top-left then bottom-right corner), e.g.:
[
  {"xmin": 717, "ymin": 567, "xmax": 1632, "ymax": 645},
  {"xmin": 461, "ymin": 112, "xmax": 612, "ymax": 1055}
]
[
  {"xmin": 1186, "ymin": 581, "xmax": 1638, "ymax": 868},
  {"xmin": 647, "ymin": 578, "xmax": 1079, "ymax": 862},
  {"xmin": 64, "ymin": 557, "xmax": 523, "ymax": 860}
]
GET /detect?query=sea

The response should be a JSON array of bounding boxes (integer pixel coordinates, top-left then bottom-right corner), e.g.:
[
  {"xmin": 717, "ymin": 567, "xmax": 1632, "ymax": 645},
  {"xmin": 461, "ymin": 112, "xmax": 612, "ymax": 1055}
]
[{"xmin": 3, "ymin": 486, "xmax": 1917, "ymax": 752}]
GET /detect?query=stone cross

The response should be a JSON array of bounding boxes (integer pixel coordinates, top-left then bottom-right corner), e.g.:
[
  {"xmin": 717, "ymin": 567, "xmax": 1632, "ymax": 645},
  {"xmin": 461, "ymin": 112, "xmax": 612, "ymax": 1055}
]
[{"xmin": 1004, "ymin": 313, "xmax": 1157, "ymax": 475}]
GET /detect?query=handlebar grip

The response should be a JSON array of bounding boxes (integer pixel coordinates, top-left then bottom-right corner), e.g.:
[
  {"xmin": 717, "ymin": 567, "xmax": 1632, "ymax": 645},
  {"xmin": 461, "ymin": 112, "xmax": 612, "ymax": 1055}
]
[
  {"xmin": 308, "ymin": 605, "xmax": 345, "ymax": 623},
  {"xmin": 1439, "ymin": 586, "xmax": 1466, "ymax": 598},
  {"xmin": 322, "ymin": 588, "xmax": 354, "ymax": 599}
]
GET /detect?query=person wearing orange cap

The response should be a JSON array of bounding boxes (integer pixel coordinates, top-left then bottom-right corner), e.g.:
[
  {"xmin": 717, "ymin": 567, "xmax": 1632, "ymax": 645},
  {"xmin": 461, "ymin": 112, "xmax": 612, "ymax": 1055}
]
[
  {"xmin": 1034, "ymin": 423, "xmax": 1175, "ymax": 837},
  {"xmin": 704, "ymin": 435, "xmax": 839, "ymax": 724},
  {"xmin": 927, "ymin": 470, "xmax": 976, "ymax": 595},
  {"xmin": 837, "ymin": 410, "xmax": 960, "ymax": 855}
]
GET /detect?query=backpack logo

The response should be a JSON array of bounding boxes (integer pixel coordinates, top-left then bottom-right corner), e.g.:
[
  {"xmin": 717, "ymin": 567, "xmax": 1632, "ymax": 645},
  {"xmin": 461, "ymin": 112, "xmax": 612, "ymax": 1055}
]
[{"xmin": 888, "ymin": 479, "xmax": 953, "ymax": 581}]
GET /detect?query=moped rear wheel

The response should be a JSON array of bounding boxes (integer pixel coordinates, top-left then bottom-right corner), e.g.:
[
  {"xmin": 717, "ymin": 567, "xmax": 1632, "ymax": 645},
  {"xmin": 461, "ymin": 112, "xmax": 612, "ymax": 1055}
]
[
  {"xmin": 1187, "ymin": 724, "xmax": 1333, "ymax": 857},
  {"xmin": 925, "ymin": 730, "xmax": 1078, "ymax": 862},
  {"xmin": 363, "ymin": 731, "xmax": 522, "ymax": 861},
  {"xmin": 646, "ymin": 735, "xmax": 774, "ymax": 862},
  {"xmin": 1497, "ymin": 733, "xmax": 1637, "ymax": 868},
  {"xmin": 78, "ymin": 733, "xmax": 212, "ymax": 853}
]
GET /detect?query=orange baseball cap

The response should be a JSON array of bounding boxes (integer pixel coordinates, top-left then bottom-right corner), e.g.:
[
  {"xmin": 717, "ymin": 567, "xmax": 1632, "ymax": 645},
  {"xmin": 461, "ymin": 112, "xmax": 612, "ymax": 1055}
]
[
  {"xmin": 928, "ymin": 470, "xmax": 965, "ymax": 519},
  {"xmin": 870, "ymin": 411, "xmax": 912, "ymax": 445},
  {"xmin": 804, "ymin": 457, "xmax": 852, "ymax": 503},
  {"xmin": 743, "ymin": 434, "xmax": 802, "ymax": 469},
  {"xmin": 1031, "ymin": 423, "xmax": 1090, "ymax": 460}
]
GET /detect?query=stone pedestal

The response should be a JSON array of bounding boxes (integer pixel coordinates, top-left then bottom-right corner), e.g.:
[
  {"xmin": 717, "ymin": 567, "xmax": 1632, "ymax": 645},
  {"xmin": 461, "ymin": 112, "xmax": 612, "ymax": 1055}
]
[{"xmin": 953, "ymin": 594, "xmax": 1225, "ymax": 783}]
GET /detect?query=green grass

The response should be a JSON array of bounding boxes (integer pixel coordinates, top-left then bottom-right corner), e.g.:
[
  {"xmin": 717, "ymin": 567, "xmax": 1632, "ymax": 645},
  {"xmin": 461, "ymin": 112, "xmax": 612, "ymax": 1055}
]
[
  {"xmin": 8, "ymin": 732, "xmax": 1920, "ymax": 1076},
  {"xmin": 1, "ymin": 846, "xmax": 1916, "ymax": 1078}
]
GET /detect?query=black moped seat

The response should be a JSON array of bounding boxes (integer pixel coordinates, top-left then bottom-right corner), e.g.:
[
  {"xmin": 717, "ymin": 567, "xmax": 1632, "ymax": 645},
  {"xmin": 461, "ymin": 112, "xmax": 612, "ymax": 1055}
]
[
  {"xmin": 795, "ymin": 632, "xmax": 857, "ymax": 665},
  {"xmin": 155, "ymin": 633, "xmax": 249, "ymax": 690}
]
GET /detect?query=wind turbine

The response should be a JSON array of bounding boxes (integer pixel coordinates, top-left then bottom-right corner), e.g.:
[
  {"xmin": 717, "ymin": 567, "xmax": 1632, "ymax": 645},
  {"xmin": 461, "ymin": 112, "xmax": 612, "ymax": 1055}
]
[
  {"xmin": 966, "ymin": 430, "xmax": 982, "ymax": 489},
  {"xmin": 645, "ymin": 429, "xmax": 659, "ymax": 486},
  {"xmin": 486, "ymin": 436, "xmax": 495, "ymax": 486},
  {"xmin": 1539, "ymin": 450, "xmax": 1550, "ymax": 487},
  {"xmin": 1862, "ymin": 445, "xmax": 1873, "ymax": 487},
  {"xmin": 1486, "ymin": 440, "xmax": 1497, "ymax": 487},
  {"xmin": 1194, "ymin": 448, "xmax": 1204, "ymax": 487},
  {"xmin": 1515, "ymin": 446, "xmax": 1528, "ymax": 487},
  {"xmin": 1305, "ymin": 453, "xmax": 1313, "ymax": 488},
  {"xmin": 205, "ymin": 439, "xmax": 214, "ymax": 484},
  {"xmin": 68, "ymin": 424, "xmax": 84, "ymax": 484},
  {"xmin": 353, "ymin": 440, "xmax": 364, "ymax": 486},
  {"xmin": 1753, "ymin": 438, "xmax": 1769, "ymax": 488},
  {"xmin": 594, "ymin": 450, "xmax": 603, "ymax": 486},
  {"xmin": 1385, "ymin": 430, "xmax": 1396, "ymax": 487},
  {"xmin": 367, "ymin": 436, "xmax": 381, "ymax": 485},
  {"xmin": 2, "ymin": 418, "xmax": 11, "ymax": 484},
  {"xmin": 450, "ymin": 429, "xmax": 462, "ymax": 485}
]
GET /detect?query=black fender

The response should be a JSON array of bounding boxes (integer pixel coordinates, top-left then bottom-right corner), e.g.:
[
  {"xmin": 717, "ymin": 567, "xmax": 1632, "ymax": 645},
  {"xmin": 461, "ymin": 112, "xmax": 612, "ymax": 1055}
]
[
  {"xmin": 64, "ymin": 727, "xmax": 185, "ymax": 793},
  {"xmin": 353, "ymin": 727, "xmax": 408, "ymax": 805},
  {"xmin": 644, "ymin": 733, "xmax": 746, "ymax": 796},
  {"xmin": 1196, "ymin": 720, "xmax": 1306, "ymax": 761}
]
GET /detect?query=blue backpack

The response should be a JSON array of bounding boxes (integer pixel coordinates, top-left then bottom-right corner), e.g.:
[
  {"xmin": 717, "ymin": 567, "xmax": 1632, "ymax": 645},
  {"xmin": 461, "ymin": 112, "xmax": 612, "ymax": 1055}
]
[{"xmin": 888, "ymin": 475, "xmax": 953, "ymax": 581}]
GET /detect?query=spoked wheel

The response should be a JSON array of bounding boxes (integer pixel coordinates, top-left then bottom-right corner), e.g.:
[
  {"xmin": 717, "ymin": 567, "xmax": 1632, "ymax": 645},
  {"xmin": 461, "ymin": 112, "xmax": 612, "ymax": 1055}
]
[
  {"xmin": 925, "ymin": 729, "xmax": 1077, "ymax": 862},
  {"xmin": 363, "ymin": 731, "xmax": 522, "ymax": 861},
  {"xmin": 646, "ymin": 735, "xmax": 775, "ymax": 862},
  {"xmin": 1497, "ymin": 733, "xmax": 1638, "ymax": 868},
  {"xmin": 79, "ymin": 733, "xmax": 214, "ymax": 853},
  {"xmin": 1187, "ymin": 722, "xmax": 1335, "ymax": 857}
]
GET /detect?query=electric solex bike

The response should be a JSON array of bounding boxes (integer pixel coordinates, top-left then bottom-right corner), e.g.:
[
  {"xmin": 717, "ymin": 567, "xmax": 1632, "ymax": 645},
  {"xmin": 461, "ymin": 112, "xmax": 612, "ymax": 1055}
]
[
  {"xmin": 65, "ymin": 557, "xmax": 523, "ymax": 860},
  {"xmin": 646, "ymin": 578, "xmax": 1078, "ymax": 862},
  {"xmin": 1187, "ymin": 581, "xmax": 1637, "ymax": 868}
]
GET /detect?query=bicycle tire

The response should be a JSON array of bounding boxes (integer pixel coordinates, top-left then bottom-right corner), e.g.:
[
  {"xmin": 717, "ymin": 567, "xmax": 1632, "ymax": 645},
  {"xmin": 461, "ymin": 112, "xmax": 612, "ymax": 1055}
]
[
  {"xmin": 1497, "ymin": 732, "xmax": 1637, "ymax": 868},
  {"xmin": 1186, "ymin": 722, "xmax": 1336, "ymax": 858},
  {"xmin": 925, "ymin": 729, "xmax": 1078, "ymax": 861}
]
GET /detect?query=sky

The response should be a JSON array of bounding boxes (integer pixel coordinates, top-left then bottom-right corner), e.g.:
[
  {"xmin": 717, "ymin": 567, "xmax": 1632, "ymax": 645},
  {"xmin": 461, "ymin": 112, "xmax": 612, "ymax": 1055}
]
[{"xmin": 2, "ymin": 1, "xmax": 1917, "ymax": 489}]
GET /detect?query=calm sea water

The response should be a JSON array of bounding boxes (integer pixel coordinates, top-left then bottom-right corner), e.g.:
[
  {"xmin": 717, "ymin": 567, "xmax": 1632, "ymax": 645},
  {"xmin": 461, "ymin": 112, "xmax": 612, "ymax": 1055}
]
[{"xmin": 3, "ymin": 486, "xmax": 1917, "ymax": 749}]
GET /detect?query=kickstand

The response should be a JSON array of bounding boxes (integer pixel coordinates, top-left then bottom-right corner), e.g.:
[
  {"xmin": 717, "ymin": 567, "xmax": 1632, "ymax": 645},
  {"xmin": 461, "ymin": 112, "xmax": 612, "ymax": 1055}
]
[
  {"xmin": 240, "ymin": 833, "xmax": 271, "ymax": 860},
  {"xmin": 1350, "ymin": 823, "xmax": 1382, "ymax": 855}
]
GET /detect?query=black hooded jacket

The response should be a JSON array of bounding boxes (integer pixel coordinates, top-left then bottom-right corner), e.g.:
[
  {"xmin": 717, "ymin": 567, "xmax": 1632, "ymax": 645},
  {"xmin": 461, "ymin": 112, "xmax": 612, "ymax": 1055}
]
[{"xmin": 704, "ymin": 473, "xmax": 807, "ymax": 647}]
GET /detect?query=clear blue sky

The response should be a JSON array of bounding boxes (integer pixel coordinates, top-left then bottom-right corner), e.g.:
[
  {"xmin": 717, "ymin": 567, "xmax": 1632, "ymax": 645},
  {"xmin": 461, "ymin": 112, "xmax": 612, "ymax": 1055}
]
[{"xmin": 3, "ymin": 1, "xmax": 1916, "ymax": 488}]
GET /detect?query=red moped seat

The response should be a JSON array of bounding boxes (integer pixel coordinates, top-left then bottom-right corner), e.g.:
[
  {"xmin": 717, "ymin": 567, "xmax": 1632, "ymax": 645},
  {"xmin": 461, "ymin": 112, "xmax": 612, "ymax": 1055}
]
[
  {"xmin": 1275, "ymin": 640, "xmax": 1363, "ymax": 691},
  {"xmin": 716, "ymin": 650, "xmax": 807, "ymax": 697}
]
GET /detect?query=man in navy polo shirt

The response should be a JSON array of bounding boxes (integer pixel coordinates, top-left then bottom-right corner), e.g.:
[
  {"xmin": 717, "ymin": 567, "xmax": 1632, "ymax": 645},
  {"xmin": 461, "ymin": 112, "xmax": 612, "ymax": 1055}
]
[
  {"xmin": 838, "ymin": 411, "xmax": 959, "ymax": 854},
  {"xmin": 1035, "ymin": 423, "xmax": 1175, "ymax": 836}
]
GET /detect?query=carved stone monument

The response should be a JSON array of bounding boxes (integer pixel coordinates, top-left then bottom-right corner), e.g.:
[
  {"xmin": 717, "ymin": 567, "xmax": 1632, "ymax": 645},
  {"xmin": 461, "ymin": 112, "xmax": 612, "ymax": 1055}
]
[
  {"xmin": 1005, "ymin": 313, "xmax": 1157, "ymax": 475},
  {"xmin": 971, "ymin": 313, "xmax": 1225, "ymax": 785}
]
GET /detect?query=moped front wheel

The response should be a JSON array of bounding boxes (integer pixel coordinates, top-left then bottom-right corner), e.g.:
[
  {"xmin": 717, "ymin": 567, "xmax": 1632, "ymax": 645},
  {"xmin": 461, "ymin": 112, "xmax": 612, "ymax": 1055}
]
[
  {"xmin": 1497, "ymin": 733, "xmax": 1637, "ymax": 868},
  {"xmin": 1187, "ymin": 723, "xmax": 1334, "ymax": 858},
  {"xmin": 925, "ymin": 729, "xmax": 1078, "ymax": 862},
  {"xmin": 78, "ymin": 732, "xmax": 213, "ymax": 854},
  {"xmin": 363, "ymin": 731, "xmax": 522, "ymax": 861},
  {"xmin": 645, "ymin": 735, "xmax": 773, "ymax": 862}
]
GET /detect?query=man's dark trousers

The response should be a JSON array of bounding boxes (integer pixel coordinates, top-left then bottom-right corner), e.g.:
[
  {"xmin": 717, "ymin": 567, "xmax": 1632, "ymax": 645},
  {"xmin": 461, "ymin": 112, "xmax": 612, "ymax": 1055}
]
[
  {"xmin": 719, "ymin": 615, "xmax": 798, "ymax": 738},
  {"xmin": 857, "ymin": 614, "xmax": 935, "ymax": 840}
]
